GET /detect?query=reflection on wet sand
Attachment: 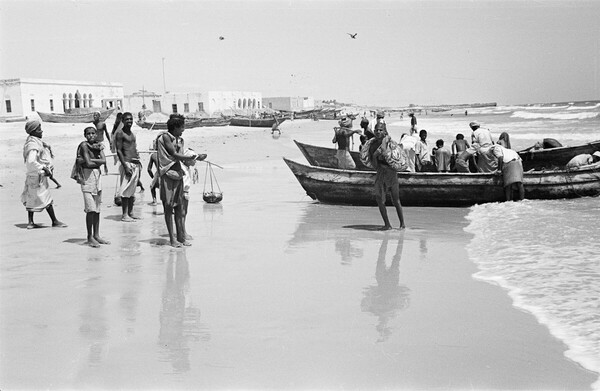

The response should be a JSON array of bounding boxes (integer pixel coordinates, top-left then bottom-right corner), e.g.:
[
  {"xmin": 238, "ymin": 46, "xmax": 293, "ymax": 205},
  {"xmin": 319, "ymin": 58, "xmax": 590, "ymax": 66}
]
[
  {"xmin": 78, "ymin": 274, "xmax": 108, "ymax": 366},
  {"xmin": 334, "ymin": 237, "xmax": 364, "ymax": 265},
  {"xmin": 158, "ymin": 250, "xmax": 209, "ymax": 373},
  {"xmin": 361, "ymin": 234, "xmax": 411, "ymax": 342}
]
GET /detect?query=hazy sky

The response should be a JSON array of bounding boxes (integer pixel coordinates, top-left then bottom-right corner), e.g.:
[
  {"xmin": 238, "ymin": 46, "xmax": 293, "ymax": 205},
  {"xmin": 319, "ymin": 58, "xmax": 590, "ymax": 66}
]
[{"xmin": 1, "ymin": 0, "xmax": 599, "ymax": 107}]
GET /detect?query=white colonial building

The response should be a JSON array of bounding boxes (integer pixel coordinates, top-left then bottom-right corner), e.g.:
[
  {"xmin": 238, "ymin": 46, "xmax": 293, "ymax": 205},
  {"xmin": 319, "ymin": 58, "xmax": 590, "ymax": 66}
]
[
  {"xmin": 0, "ymin": 78, "xmax": 124, "ymax": 119},
  {"xmin": 262, "ymin": 96, "xmax": 315, "ymax": 112},
  {"xmin": 124, "ymin": 90, "xmax": 263, "ymax": 117}
]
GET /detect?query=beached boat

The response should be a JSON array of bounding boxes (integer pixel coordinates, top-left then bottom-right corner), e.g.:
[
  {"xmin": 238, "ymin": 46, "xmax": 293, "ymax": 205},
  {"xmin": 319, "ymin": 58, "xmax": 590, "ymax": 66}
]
[
  {"xmin": 229, "ymin": 117, "xmax": 286, "ymax": 128},
  {"xmin": 518, "ymin": 140, "xmax": 600, "ymax": 170},
  {"xmin": 136, "ymin": 117, "xmax": 231, "ymax": 130},
  {"xmin": 37, "ymin": 108, "xmax": 115, "ymax": 123},
  {"xmin": 283, "ymin": 158, "xmax": 600, "ymax": 207},
  {"xmin": 295, "ymin": 140, "xmax": 600, "ymax": 172}
]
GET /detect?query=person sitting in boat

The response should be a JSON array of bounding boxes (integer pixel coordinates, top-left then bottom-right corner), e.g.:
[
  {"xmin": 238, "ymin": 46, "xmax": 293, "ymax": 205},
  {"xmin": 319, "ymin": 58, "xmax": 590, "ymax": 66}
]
[
  {"xmin": 454, "ymin": 146, "xmax": 478, "ymax": 173},
  {"xmin": 399, "ymin": 129, "xmax": 418, "ymax": 172},
  {"xmin": 333, "ymin": 115, "xmax": 361, "ymax": 169},
  {"xmin": 432, "ymin": 139, "xmax": 452, "ymax": 172},
  {"xmin": 492, "ymin": 144, "xmax": 525, "ymax": 201},
  {"xmin": 566, "ymin": 151, "xmax": 600, "ymax": 169},
  {"xmin": 359, "ymin": 117, "xmax": 374, "ymax": 149}
]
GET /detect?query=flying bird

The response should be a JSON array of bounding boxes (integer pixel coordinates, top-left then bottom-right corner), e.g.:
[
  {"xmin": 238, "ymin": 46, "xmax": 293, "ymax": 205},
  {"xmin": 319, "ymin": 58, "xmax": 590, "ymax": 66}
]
[
  {"xmin": 347, "ymin": 33, "xmax": 358, "ymax": 39},
  {"xmin": 219, "ymin": 36, "xmax": 225, "ymax": 40}
]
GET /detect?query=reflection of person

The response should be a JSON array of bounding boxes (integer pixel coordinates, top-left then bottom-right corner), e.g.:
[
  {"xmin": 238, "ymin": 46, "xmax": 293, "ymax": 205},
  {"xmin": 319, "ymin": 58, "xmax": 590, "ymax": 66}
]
[
  {"xmin": 360, "ymin": 235, "xmax": 410, "ymax": 342},
  {"xmin": 158, "ymin": 250, "xmax": 202, "ymax": 373},
  {"xmin": 566, "ymin": 151, "xmax": 600, "ymax": 168},
  {"xmin": 492, "ymin": 144, "xmax": 525, "ymax": 201},
  {"xmin": 369, "ymin": 123, "xmax": 406, "ymax": 230},
  {"xmin": 21, "ymin": 120, "xmax": 67, "ymax": 229},
  {"xmin": 470, "ymin": 121, "xmax": 497, "ymax": 173},
  {"xmin": 77, "ymin": 127, "xmax": 109, "ymax": 247},
  {"xmin": 115, "ymin": 112, "xmax": 142, "ymax": 221},
  {"xmin": 157, "ymin": 114, "xmax": 202, "ymax": 247},
  {"xmin": 334, "ymin": 237, "xmax": 364, "ymax": 265}
]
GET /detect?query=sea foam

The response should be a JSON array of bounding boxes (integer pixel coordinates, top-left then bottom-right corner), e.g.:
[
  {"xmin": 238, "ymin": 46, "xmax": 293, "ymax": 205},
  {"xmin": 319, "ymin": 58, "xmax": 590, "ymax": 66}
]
[{"xmin": 464, "ymin": 199, "xmax": 600, "ymax": 388}]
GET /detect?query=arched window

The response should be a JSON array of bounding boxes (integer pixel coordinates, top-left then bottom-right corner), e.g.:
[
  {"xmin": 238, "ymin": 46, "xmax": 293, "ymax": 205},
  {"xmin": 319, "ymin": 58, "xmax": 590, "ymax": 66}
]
[
  {"xmin": 243, "ymin": 98, "xmax": 247, "ymax": 108},
  {"xmin": 74, "ymin": 90, "xmax": 81, "ymax": 108},
  {"xmin": 237, "ymin": 98, "xmax": 242, "ymax": 108},
  {"xmin": 68, "ymin": 93, "xmax": 73, "ymax": 109},
  {"xmin": 252, "ymin": 99, "xmax": 256, "ymax": 109},
  {"xmin": 62, "ymin": 93, "xmax": 67, "ymax": 111},
  {"xmin": 83, "ymin": 93, "xmax": 88, "ymax": 108},
  {"xmin": 88, "ymin": 93, "xmax": 93, "ymax": 108}
]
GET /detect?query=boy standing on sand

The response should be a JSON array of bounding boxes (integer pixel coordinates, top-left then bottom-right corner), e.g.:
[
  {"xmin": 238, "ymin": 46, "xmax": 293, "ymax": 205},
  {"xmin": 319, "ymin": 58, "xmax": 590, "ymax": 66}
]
[
  {"xmin": 114, "ymin": 112, "xmax": 142, "ymax": 222},
  {"xmin": 77, "ymin": 127, "xmax": 110, "ymax": 247}
]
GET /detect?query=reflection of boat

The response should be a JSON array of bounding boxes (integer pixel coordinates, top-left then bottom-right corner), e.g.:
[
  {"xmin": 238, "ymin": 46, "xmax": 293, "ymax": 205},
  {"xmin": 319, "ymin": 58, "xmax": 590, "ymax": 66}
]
[
  {"xmin": 283, "ymin": 158, "xmax": 600, "ymax": 207},
  {"xmin": 296, "ymin": 139, "xmax": 600, "ymax": 171},
  {"xmin": 37, "ymin": 108, "xmax": 115, "ymax": 123},
  {"xmin": 136, "ymin": 117, "xmax": 230, "ymax": 130},
  {"xmin": 518, "ymin": 140, "xmax": 600, "ymax": 170},
  {"xmin": 229, "ymin": 117, "xmax": 286, "ymax": 128}
]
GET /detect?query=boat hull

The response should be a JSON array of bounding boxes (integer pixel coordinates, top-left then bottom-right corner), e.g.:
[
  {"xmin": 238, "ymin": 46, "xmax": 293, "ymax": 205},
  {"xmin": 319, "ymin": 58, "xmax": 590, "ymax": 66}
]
[
  {"xmin": 37, "ymin": 108, "xmax": 115, "ymax": 123},
  {"xmin": 295, "ymin": 140, "xmax": 600, "ymax": 172},
  {"xmin": 136, "ymin": 117, "xmax": 231, "ymax": 130},
  {"xmin": 229, "ymin": 117, "xmax": 285, "ymax": 128},
  {"xmin": 283, "ymin": 158, "xmax": 600, "ymax": 207}
]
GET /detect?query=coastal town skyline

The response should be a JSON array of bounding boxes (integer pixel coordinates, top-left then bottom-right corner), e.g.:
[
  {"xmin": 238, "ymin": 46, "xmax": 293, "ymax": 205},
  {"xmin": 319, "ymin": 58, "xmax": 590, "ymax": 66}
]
[{"xmin": 1, "ymin": 0, "xmax": 599, "ymax": 107}]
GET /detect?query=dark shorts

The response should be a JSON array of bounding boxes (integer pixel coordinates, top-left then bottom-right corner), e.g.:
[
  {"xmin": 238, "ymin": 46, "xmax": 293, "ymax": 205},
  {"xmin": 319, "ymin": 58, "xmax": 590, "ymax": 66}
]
[{"xmin": 160, "ymin": 175, "xmax": 184, "ymax": 208}]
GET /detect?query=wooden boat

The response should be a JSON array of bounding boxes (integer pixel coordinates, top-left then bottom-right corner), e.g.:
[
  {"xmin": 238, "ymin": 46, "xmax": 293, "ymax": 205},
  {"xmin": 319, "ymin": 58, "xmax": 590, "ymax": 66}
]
[
  {"xmin": 283, "ymin": 158, "xmax": 600, "ymax": 207},
  {"xmin": 136, "ymin": 117, "xmax": 231, "ymax": 130},
  {"xmin": 0, "ymin": 116, "xmax": 27, "ymax": 123},
  {"xmin": 518, "ymin": 140, "xmax": 600, "ymax": 170},
  {"xmin": 229, "ymin": 116, "xmax": 286, "ymax": 128},
  {"xmin": 295, "ymin": 140, "xmax": 600, "ymax": 172},
  {"xmin": 37, "ymin": 108, "xmax": 115, "ymax": 123}
]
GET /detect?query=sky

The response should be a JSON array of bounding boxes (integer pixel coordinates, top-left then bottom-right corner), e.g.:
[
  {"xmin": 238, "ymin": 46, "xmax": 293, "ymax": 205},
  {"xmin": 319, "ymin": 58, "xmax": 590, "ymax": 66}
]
[{"xmin": 1, "ymin": 0, "xmax": 599, "ymax": 107}]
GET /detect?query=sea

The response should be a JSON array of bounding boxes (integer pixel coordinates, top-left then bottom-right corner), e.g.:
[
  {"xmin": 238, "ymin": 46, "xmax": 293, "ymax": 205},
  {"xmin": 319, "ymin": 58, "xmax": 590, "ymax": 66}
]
[{"xmin": 385, "ymin": 100, "xmax": 599, "ymax": 388}]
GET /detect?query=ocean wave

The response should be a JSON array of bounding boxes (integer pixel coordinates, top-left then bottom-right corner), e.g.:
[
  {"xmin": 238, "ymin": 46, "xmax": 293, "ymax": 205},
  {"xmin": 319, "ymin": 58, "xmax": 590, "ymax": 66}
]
[
  {"xmin": 511, "ymin": 110, "xmax": 600, "ymax": 120},
  {"xmin": 464, "ymin": 200, "xmax": 600, "ymax": 387}
]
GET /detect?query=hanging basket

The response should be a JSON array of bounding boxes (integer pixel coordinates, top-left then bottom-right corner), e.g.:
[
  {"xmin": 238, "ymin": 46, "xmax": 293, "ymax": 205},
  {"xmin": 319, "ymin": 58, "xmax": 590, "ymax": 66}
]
[{"xmin": 203, "ymin": 161, "xmax": 223, "ymax": 204}]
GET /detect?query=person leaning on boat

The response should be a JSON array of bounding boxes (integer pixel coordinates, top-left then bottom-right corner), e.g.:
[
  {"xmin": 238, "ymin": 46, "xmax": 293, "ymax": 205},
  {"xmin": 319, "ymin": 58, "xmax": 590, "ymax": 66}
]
[
  {"xmin": 470, "ymin": 121, "xmax": 497, "ymax": 173},
  {"xmin": 333, "ymin": 115, "xmax": 361, "ymax": 169},
  {"xmin": 492, "ymin": 144, "xmax": 524, "ymax": 201}
]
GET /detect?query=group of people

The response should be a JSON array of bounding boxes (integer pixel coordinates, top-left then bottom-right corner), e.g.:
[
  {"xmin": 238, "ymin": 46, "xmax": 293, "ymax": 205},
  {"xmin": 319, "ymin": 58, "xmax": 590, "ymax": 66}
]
[{"xmin": 21, "ymin": 113, "xmax": 206, "ymax": 248}]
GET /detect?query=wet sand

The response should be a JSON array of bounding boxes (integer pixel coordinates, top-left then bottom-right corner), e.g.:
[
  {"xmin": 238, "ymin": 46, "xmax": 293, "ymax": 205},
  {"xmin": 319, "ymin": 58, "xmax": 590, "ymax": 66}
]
[{"xmin": 0, "ymin": 118, "xmax": 596, "ymax": 389}]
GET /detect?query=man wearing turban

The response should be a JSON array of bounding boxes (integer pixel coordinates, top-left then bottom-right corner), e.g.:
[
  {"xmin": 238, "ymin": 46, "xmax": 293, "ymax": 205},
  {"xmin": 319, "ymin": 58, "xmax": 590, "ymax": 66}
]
[{"xmin": 21, "ymin": 120, "xmax": 67, "ymax": 229}]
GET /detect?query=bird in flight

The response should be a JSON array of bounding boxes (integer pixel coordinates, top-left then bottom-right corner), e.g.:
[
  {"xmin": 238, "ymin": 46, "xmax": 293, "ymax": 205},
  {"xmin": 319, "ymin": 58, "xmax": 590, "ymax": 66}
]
[
  {"xmin": 347, "ymin": 33, "xmax": 357, "ymax": 39},
  {"xmin": 219, "ymin": 36, "xmax": 225, "ymax": 40}
]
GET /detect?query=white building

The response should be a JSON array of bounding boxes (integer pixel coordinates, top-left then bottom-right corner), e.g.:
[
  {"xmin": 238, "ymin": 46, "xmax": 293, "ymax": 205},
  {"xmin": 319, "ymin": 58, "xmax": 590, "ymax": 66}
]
[
  {"xmin": 0, "ymin": 78, "xmax": 124, "ymax": 119},
  {"xmin": 262, "ymin": 96, "xmax": 315, "ymax": 112},
  {"xmin": 124, "ymin": 90, "xmax": 263, "ymax": 117}
]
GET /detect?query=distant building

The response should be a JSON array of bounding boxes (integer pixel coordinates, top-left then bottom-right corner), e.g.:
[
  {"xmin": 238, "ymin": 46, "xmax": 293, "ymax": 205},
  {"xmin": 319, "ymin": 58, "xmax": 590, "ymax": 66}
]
[
  {"xmin": 0, "ymin": 78, "xmax": 124, "ymax": 119},
  {"xmin": 124, "ymin": 90, "xmax": 263, "ymax": 117},
  {"xmin": 262, "ymin": 96, "xmax": 315, "ymax": 112}
]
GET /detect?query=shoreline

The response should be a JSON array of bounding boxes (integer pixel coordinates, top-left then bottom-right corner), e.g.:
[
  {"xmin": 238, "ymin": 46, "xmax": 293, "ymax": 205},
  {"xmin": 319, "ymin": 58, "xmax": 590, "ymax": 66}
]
[{"xmin": 0, "ymin": 120, "xmax": 597, "ymax": 389}]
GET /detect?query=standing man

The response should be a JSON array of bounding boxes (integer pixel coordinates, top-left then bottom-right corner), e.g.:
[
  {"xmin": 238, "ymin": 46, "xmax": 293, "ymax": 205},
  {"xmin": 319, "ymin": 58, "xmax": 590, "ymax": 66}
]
[
  {"xmin": 114, "ymin": 112, "xmax": 142, "ymax": 222},
  {"xmin": 92, "ymin": 111, "xmax": 111, "ymax": 174},
  {"xmin": 470, "ymin": 121, "xmax": 497, "ymax": 173},
  {"xmin": 157, "ymin": 114, "xmax": 203, "ymax": 247},
  {"xmin": 409, "ymin": 112, "xmax": 417, "ymax": 132},
  {"xmin": 333, "ymin": 114, "xmax": 361, "ymax": 169},
  {"xmin": 369, "ymin": 122, "xmax": 406, "ymax": 230}
]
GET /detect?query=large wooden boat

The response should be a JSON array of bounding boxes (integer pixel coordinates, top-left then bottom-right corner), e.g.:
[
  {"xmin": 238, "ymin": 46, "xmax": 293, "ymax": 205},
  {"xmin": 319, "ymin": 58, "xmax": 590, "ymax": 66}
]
[
  {"xmin": 283, "ymin": 158, "xmax": 600, "ymax": 207},
  {"xmin": 136, "ymin": 117, "xmax": 231, "ymax": 130},
  {"xmin": 518, "ymin": 140, "xmax": 600, "ymax": 170},
  {"xmin": 295, "ymin": 140, "xmax": 600, "ymax": 172},
  {"xmin": 37, "ymin": 108, "xmax": 115, "ymax": 123},
  {"xmin": 229, "ymin": 116, "xmax": 286, "ymax": 128}
]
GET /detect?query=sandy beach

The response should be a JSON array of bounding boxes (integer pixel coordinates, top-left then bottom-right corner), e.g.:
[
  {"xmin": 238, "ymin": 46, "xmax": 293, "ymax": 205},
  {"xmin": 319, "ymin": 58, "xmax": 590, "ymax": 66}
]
[{"xmin": 0, "ymin": 117, "xmax": 597, "ymax": 390}]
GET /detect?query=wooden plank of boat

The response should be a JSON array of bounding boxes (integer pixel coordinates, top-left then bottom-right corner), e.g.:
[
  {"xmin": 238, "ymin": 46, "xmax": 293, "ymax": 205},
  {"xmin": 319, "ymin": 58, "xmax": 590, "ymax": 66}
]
[
  {"xmin": 229, "ymin": 117, "xmax": 286, "ymax": 128},
  {"xmin": 136, "ymin": 117, "xmax": 231, "ymax": 130},
  {"xmin": 37, "ymin": 108, "xmax": 115, "ymax": 123},
  {"xmin": 283, "ymin": 157, "xmax": 600, "ymax": 207},
  {"xmin": 518, "ymin": 140, "xmax": 600, "ymax": 170},
  {"xmin": 295, "ymin": 139, "xmax": 600, "ymax": 172}
]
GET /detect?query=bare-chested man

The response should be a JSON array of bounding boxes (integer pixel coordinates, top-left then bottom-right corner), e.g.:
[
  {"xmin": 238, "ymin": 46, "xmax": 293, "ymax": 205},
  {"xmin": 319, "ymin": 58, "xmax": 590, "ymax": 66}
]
[
  {"xmin": 93, "ymin": 111, "xmax": 111, "ymax": 174},
  {"xmin": 114, "ymin": 112, "xmax": 142, "ymax": 222}
]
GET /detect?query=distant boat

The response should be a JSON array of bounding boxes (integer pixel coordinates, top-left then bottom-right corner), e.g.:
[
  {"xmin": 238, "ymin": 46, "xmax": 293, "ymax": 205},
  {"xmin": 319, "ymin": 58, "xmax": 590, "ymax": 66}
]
[
  {"xmin": 0, "ymin": 116, "xmax": 27, "ymax": 123},
  {"xmin": 229, "ymin": 116, "xmax": 286, "ymax": 128},
  {"xmin": 295, "ymin": 140, "xmax": 600, "ymax": 172},
  {"xmin": 136, "ymin": 117, "xmax": 231, "ymax": 130},
  {"xmin": 283, "ymin": 158, "xmax": 600, "ymax": 207},
  {"xmin": 37, "ymin": 108, "xmax": 115, "ymax": 123}
]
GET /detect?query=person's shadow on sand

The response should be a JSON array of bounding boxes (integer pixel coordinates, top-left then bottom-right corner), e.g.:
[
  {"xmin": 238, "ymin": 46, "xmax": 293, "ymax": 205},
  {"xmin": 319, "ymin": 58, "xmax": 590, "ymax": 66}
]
[
  {"xmin": 15, "ymin": 223, "xmax": 50, "ymax": 229},
  {"xmin": 344, "ymin": 224, "xmax": 390, "ymax": 231},
  {"xmin": 361, "ymin": 234, "xmax": 411, "ymax": 342}
]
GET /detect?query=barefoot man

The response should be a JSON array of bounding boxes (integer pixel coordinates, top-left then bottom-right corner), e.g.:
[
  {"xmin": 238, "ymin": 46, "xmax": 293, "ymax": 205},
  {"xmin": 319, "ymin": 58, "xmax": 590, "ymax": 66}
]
[
  {"xmin": 157, "ymin": 114, "xmax": 203, "ymax": 247},
  {"xmin": 114, "ymin": 112, "xmax": 142, "ymax": 222}
]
